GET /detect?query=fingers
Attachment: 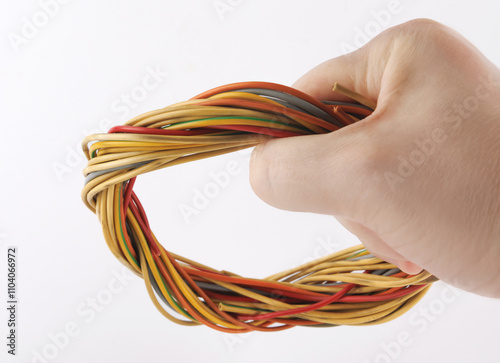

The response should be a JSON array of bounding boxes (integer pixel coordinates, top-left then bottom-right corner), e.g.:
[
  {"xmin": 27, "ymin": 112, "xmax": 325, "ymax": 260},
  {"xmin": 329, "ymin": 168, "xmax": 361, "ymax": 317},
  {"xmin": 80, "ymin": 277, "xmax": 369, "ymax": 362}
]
[
  {"xmin": 292, "ymin": 52, "xmax": 365, "ymax": 102},
  {"xmin": 291, "ymin": 31, "xmax": 392, "ymax": 103},
  {"xmin": 336, "ymin": 217, "xmax": 423, "ymax": 275},
  {"xmin": 250, "ymin": 39, "xmax": 394, "ymax": 219}
]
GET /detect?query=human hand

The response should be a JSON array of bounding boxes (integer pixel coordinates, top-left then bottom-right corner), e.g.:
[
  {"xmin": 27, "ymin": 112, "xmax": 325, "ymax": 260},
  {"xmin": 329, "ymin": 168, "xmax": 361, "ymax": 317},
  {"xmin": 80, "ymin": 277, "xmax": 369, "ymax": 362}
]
[{"xmin": 249, "ymin": 19, "xmax": 500, "ymax": 298}]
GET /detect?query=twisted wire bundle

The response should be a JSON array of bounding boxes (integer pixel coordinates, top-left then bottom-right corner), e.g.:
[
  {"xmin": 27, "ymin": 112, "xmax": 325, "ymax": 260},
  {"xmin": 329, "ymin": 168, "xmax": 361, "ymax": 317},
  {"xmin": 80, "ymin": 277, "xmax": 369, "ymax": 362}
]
[{"xmin": 81, "ymin": 81, "xmax": 435, "ymax": 332}]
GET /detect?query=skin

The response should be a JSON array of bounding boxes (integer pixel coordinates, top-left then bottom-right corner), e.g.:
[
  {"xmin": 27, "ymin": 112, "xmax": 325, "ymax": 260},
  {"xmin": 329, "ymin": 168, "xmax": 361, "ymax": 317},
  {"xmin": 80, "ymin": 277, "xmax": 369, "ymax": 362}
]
[{"xmin": 249, "ymin": 19, "xmax": 500, "ymax": 298}]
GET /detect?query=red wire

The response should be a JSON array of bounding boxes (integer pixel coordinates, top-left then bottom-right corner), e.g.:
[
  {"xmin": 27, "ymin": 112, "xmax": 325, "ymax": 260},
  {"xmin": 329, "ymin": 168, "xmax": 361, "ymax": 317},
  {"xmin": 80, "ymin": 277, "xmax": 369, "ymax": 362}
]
[
  {"xmin": 237, "ymin": 283, "xmax": 356, "ymax": 320},
  {"xmin": 191, "ymin": 81, "xmax": 339, "ymax": 121},
  {"xmin": 206, "ymin": 125, "xmax": 303, "ymax": 137},
  {"xmin": 109, "ymin": 124, "xmax": 303, "ymax": 138},
  {"xmin": 338, "ymin": 284, "xmax": 426, "ymax": 303},
  {"xmin": 123, "ymin": 177, "xmax": 136, "ymax": 211}
]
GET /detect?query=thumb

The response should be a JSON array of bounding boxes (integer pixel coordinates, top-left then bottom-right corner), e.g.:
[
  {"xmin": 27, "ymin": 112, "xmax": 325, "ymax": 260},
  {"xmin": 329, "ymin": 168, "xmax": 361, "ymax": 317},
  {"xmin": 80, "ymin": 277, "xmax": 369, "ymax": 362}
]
[
  {"xmin": 249, "ymin": 47, "xmax": 387, "ymax": 217},
  {"xmin": 249, "ymin": 117, "xmax": 385, "ymax": 222}
]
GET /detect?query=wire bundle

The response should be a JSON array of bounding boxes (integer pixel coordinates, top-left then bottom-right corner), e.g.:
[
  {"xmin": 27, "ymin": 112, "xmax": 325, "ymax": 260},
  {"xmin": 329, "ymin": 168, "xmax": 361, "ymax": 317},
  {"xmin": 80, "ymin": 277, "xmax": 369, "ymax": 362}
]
[{"xmin": 82, "ymin": 81, "xmax": 435, "ymax": 332}]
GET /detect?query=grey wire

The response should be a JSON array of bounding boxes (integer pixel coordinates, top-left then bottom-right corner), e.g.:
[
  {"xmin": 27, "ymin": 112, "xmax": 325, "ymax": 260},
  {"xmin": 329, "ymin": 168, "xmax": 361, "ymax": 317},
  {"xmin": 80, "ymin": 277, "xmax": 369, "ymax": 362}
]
[
  {"xmin": 235, "ymin": 88, "xmax": 345, "ymax": 128},
  {"xmin": 148, "ymin": 263, "xmax": 177, "ymax": 310},
  {"xmin": 259, "ymin": 97, "xmax": 315, "ymax": 123},
  {"xmin": 371, "ymin": 269, "xmax": 389, "ymax": 276},
  {"xmin": 383, "ymin": 268, "xmax": 401, "ymax": 276},
  {"xmin": 195, "ymin": 281, "xmax": 233, "ymax": 294},
  {"xmin": 195, "ymin": 280, "xmax": 299, "ymax": 297},
  {"xmin": 348, "ymin": 253, "xmax": 375, "ymax": 261},
  {"xmin": 124, "ymin": 223, "xmax": 180, "ymax": 312},
  {"xmin": 84, "ymin": 160, "xmax": 151, "ymax": 185}
]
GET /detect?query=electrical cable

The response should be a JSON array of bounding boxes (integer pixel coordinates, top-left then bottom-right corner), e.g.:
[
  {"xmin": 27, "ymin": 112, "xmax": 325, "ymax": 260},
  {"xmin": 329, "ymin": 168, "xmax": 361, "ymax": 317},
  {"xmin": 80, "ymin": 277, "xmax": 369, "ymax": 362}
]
[{"xmin": 81, "ymin": 81, "xmax": 436, "ymax": 332}]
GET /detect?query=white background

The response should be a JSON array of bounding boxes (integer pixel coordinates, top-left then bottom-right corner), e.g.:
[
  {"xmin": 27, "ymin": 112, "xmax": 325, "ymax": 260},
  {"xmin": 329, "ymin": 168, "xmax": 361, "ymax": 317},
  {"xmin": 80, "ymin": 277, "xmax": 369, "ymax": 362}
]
[{"xmin": 1, "ymin": 0, "xmax": 500, "ymax": 362}]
